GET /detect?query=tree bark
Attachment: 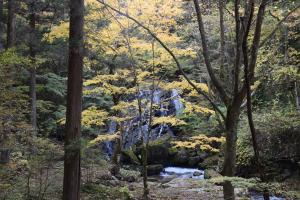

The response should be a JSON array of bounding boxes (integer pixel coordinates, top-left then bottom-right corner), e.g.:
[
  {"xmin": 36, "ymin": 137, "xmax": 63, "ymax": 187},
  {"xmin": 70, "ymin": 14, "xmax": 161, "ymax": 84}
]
[
  {"xmin": 222, "ymin": 105, "xmax": 240, "ymax": 200},
  {"xmin": 111, "ymin": 124, "xmax": 121, "ymax": 176},
  {"xmin": 62, "ymin": 0, "xmax": 84, "ymax": 199},
  {"xmin": 29, "ymin": 0, "xmax": 37, "ymax": 131},
  {"xmin": 0, "ymin": 0, "xmax": 4, "ymax": 50},
  {"xmin": 218, "ymin": 0, "xmax": 226, "ymax": 81},
  {"xmin": 7, "ymin": 0, "xmax": 16, "ymax": 48},
  {"xmin": 0, "ymin": 149, "xmax": 9, "ymax": 164},
  {"xmin": 223, "ymin": 108, "xmax": 239, "ymax": 176},
  {"xmin": 193, "ymin": 0, "xmax": 230, "ymax": 105},
  {"xmin": 295, "ymin": 81, "xmax": 299, "ymax": 110},
  {"xmin": 243, "ymin": 37, "xmax": 270, "ymax": 200}
]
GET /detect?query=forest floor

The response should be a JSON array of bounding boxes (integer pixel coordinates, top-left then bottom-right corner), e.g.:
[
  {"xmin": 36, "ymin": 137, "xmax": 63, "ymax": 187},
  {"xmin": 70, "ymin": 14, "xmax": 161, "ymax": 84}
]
[
  {"xmin": 129, "ymin": 178, "xmax": 226, "ymax": 200},
  {"xmin": 2, "ymin": 158, "xmax": 299, "ymax": 200},
  {"xmin": 80, "ymin": 164, "xmax": 254, "ymax": 200},
  {"xmin": 80, "ymin": 163, "xmax": 300, "ymax": 200}
]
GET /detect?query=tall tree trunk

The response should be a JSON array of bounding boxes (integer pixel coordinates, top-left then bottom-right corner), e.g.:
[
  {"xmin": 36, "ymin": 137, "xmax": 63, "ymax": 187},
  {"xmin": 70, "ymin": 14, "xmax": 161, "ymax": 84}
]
[
  {"xmin": 242, "ymin": 24, "xmax": 269, "ymax": 199},
  {"xmin": 29, "ymin": 0, "xmax": 37, "ymax": 131},
  {"xmin": 0, "ymin": 0, "xmax": 4, "ymax": 50},
  {"xmin": 111, "ymin": 124, "xmax": 122, "ymax": 176},
  {"xmin": 109, "ymin": 65, "xmax": 122, "ymax": 176},
  {"xmin": 62, "ymin": 0, "xmax": 84, "ymax": 199},
  {"xmin": 223, "ymin": 107, "xmax": 240, "ymax": 176},
  {"xmin": 1, "ymin": 0, "xmax": 16, "ymax": 164},
  {"xmin": 218, "ymin": 0, "xmax": 226, "ymax": 81},
  {"xmin": 7, "ymin": 0, "xmax": 16, "ymax": 48},
  {"xmin": 222, "ymin": 105, "xmax": 240, "ymax": 200},
  {"xmin": 295, "ymin": 81, "xmax": 299, "ymax": 110}
]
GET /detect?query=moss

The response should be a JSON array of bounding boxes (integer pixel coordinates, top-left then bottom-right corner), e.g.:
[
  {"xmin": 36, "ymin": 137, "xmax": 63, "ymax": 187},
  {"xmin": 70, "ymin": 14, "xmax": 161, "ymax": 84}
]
[
  {"xmin": 121, "ymin": 148, "xmax": 140, "ymax": 165},
  {"xmin": 284, "ymin": 190, "xmax": 300, "ymax": 200},
  {"xmin": 82, "ymin": 183, "xmax": 133, "ymax": 200},
  {"xmin": 204, "ymin": 169, "xmax": 221, "ymax": 179},
  {"xmin": 168, "ymin": 146, "xmax": 179, "ymax": 155},
  {"xmin": 148, "ymin": 136, "xmax": 170, "ymax": 147},
  {"xmin": 119, "ymin": 168, "xmax": 140, "ymax": 182},
  {"xmin": 209, "ymin": 176, "xmax": 259, "ymax": 188},
  {"xmin": 199, "ymin": 155, "xmax": 220, "ymax": 169}
]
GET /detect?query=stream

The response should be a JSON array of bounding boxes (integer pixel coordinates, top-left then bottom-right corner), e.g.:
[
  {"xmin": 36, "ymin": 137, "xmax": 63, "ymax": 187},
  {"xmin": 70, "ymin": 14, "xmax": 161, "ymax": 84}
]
[
  {"xmin": 160, "ymin": 167, "xmax": 204, "ymax": 179},
  {"xmin": 249, "ymin": 191, "xmax": 285, "ymax": 200},
  {"xmin": 159, "ymin": 167, "xmax": 285, "ymax": 200}
]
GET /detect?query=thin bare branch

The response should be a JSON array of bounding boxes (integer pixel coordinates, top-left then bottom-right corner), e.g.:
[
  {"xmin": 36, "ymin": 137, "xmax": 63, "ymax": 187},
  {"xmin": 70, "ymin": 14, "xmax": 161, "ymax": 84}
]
[
  {"xmin": 96, "ymin": 0, "xmax": 226, "ymax": 122},
  {"xmin": 193, "ymin": 0, "xmax": 230, "ymax": 106},
  {"xmin": 260, "ymin": 4, "xmax": 300, "ymax": 48}
]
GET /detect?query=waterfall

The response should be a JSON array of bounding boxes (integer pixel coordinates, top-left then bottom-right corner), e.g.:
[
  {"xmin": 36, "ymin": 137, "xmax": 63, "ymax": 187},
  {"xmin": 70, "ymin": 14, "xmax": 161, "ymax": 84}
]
[
  {"xmin": 104, "ymin": 120, "xmax": 117, "ymax": 158},
  {"xmin": 171, "ymin": 89, "xmax": 184, "ymax": 115},
  {"xmin": 108, "ymin": 120, "xmax": 117, "ymax": 134},
  {"xmin": 104, "ymin": 89, "xmax": 182, "ymax": 152}
]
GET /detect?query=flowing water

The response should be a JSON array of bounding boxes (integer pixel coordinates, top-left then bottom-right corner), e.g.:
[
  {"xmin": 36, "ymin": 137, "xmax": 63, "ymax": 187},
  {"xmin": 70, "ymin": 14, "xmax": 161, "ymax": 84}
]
[
  {"xmin": 103, "ymin": 120, "xmax": 117, "ymax": 157},
  {"xmin": 160, "ymin": 167, "xmax": 204, "ymax": 180},
  {"xmin": 159, "ymin": 167, "xmax": 285, "ymax": 200},
  {"xmin": 103, "ymin": 89, "xmax": 183, "ymax": 156},
  {"xmin": 249, "ymin": 191, "xmax": 285, "ymax": 200},
  {"xmin": 171, "ymin": 89, "xmax": 184, "ymax": 116}
]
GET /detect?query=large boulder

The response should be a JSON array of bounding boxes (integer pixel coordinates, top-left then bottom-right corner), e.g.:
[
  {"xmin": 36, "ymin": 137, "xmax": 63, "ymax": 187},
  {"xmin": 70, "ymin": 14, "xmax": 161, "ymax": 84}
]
[
  {"xmin": 204, "ymin": 169, "xmax": 222, "ymax": 179},
  {"xmin": 120, "ymin": 148, "xmax": 140, "ymax": 165},
  {"xmin": 199, "ymin": 155, "xmax": 220, "ymax": 169},
  {"xmin": 188, "ymin": 156, "xmax": 203, "ymax": 167},
  {"xmin": 147, "ymin": 140, "xmax": 170, "ymax": 165},
  {"xmin": 170, "ymin": 148, "xmax": 189, "ymax": 166},
  {"xmin": 147, "ymin": 164, "xmax": 164, "ymax": 176}
]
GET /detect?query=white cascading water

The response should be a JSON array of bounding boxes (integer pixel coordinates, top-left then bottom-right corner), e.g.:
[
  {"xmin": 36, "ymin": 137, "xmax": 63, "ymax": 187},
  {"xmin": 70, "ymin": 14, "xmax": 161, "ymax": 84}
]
[
  {"xmin": 160, "ymin": 167, "xmax": 204, "ymax": 180},
  {"xmin": 104, "ymin": 120, "xmax": 117, "ymax": 157},
  {"xmin": 171, "ymin": 89, "xmax": 184, "ymax": 116},
  {"xmin": 104, "ymin": 89, "xmax": 183, "ymax": 156}
]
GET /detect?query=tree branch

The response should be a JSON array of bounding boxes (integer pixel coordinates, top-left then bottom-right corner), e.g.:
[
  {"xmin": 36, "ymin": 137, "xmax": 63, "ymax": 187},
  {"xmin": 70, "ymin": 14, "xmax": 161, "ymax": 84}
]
[
  {"xmin": 193, "ymin": 0, "xmax": 230, "ymax": 106},
  {"xmin": 233, "ymin": 0, "xmax": 242, "ymax": 98},
  {"xmin": 260, "ymin": 4, "xmax": 300, "ymax": 48},
  {"xmin": 237, "ymin": 0, "xmax": 268, "ymax": 104},
  {"xmin": 96, "ymin": 0, "xmax": 226, "ymax": 122}
]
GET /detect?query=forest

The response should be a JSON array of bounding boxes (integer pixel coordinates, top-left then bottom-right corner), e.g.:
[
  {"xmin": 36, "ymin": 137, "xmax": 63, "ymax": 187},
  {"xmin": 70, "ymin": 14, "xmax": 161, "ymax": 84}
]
[{"xmin": 0, "ymin": 0, "xmax": 299, "ymax": 199}]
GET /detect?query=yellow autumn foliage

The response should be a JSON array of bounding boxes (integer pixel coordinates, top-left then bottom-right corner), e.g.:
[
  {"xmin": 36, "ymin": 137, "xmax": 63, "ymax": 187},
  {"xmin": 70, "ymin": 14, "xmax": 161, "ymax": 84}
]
[
  {"xmin": 82, "ymin": 106, "xmax": 109, "ymax": 127},
  {"xmin": 88, "ymin": 134, "xmax": 119, "ymax": 147},
  {"xmin": 153, "ymin": 116, "xmax": 187, "ymax": 126},
  {"xmin": 164, "ymin": 78, "xmax": 209, "ymax": 94},
  {"xmin": 45, "ymin": 22, "xmax": 69, "ymax": 43},
  {"xmin": 171, "ymin": 134, "xmax": 225, "ymax": 153},
  {"xmin": 183, "ymin": 101, "xmax": 215, "ymax": 114}
]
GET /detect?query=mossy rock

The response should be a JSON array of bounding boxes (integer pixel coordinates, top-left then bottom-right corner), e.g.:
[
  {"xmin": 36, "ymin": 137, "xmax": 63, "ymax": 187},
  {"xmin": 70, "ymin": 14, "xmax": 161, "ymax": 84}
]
[
  {"xmin": 168, "ymin": 147, "xmax": 178, "ymax": 156},
  {"xmin": 147, "ymin": 139, "xmax": 170, "ymax": 165},
  {"xmin": 170, "ymin": 148, "xmax": 189, "ymax": 166},
  {"xmin": 121, "ymin": 148, "xmax": 140, "ymax": 165},
  {"xmin": 82, "ymin": 183, "xmax": 133, "ymax": 200},
  {"xmin": 199, "ymin": 154, "xmax": 220, "ymax": 169},
  {"xmin": 204, "ymin": 169, "xmax": 221, "ymax": 179},
  {"xmin": 119, "ymin": 168, "xmax": 140, "ymax": 182},
  {"xmin": 147, "ymin": 164, "xmax": 164, "ymax": 176}
]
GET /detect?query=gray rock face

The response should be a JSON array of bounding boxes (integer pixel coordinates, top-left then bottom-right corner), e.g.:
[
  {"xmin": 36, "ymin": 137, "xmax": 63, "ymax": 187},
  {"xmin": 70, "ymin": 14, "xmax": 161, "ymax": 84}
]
[
  {"xmin": 188, "ymin": 156, "xmax": 203, "ymax": 167},
  {"xmin": 193, "ymin": 171, "xmax": 202, "ymax": 176},
  {"xmin": 173, "ymin": 149, "xmax": 189, "ymax": 165},
  {"xmin": 204, "ymin": 169, "xmax": 221, "ymax": 179},
  {"xmin": 147, "ymin": 164, "xmax": 164, "ymax": 176}
]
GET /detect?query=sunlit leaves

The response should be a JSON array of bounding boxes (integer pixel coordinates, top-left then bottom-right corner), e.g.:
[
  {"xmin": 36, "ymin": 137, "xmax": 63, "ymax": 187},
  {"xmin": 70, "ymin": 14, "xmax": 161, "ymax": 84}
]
[
  {"xmin": 165, "ymin": 78, "xmax": 209, "ymax": 94},
  {"xmin": 153, "ymin": 116, "xmax": 187, "ymax": 126},
  {"xmin": 82, "ymin": 106, "xmax": 109, "ymax": 127},
  {"xmin": 88, "ymin": 134, "xmax": 118, "ymax": 147},
  {"xmin": 171, "ymin": 134, "xmax": 225, "ymax": 152},
  {"xmin": 45, "ymin": 22, "xmax": 69, "ymax": 43},
  {"xmin": 183, "ymin": 101, "xmax": 215, "ymax": 114}
]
